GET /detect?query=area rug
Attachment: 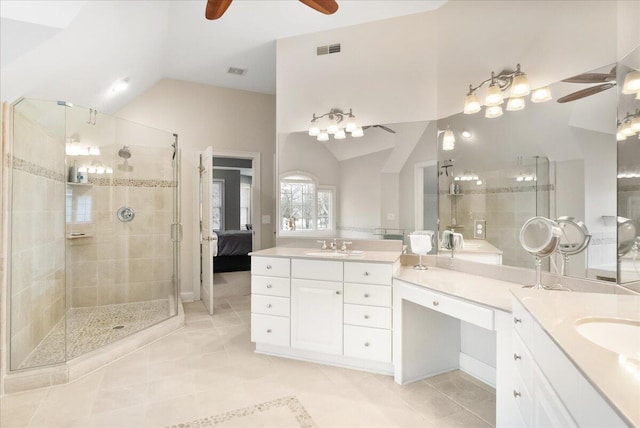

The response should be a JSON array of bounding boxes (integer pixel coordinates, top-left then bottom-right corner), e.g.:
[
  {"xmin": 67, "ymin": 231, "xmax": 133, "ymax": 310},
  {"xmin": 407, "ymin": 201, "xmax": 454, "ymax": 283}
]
[{"xmin": 167, "ymin": 396, "xmax": 316, "ymax": 428}]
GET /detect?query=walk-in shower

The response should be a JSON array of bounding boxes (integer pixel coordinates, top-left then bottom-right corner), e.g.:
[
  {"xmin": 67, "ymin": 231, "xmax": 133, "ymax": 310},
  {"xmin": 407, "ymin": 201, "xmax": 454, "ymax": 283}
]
[{"xmin": 6, "ymin": 98, "xmax": 181, "ymax": 372}]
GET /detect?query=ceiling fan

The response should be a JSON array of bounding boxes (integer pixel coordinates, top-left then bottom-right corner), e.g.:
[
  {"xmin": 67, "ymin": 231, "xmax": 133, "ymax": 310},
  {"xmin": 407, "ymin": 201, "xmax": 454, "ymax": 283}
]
[
  {"xmin": 363, "ymin": 125, "xmax": 396, "ymax": 134},
  {"xmin": 205, "ymin": 0, "xmax": 339, "ymax": 20},
  {"xmin": 557, "ymin": 66, "xmax": 616, "ymax": 103}
]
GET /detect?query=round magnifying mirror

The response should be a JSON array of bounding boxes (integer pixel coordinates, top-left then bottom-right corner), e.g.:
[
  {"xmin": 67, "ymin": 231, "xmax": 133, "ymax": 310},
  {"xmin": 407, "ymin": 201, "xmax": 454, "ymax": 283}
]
[
  {"xmin": 519, "ymin": 216, "xmax": 562, "ymax": 257},
  {"xmin": 555, "ymin": 216, "xmax": 591, "ymax": 256},
  {"xmin": 519, "ymin": 217, "xmax": 562, "ymax": 290},
  {"xmin": 617, "ymin": 216, "xmax": 637, "ymax": 258}
]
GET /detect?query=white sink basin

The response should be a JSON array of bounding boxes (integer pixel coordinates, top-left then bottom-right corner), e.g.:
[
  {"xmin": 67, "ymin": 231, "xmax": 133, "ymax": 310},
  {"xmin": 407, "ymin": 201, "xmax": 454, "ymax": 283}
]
[
  {"xmin": 304, "ymin": 250, "xmax": 365, "ymax": 257},
  {"xmin": 576, "ymin": 318, "xmax": 640, "ymax": 358}
]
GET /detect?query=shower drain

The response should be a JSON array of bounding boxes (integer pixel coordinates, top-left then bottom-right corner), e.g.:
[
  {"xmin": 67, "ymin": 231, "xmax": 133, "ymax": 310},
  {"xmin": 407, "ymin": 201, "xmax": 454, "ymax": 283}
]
[{"xmin": 112, "ymin": 325, "xmax": 125, "ymax": 330}]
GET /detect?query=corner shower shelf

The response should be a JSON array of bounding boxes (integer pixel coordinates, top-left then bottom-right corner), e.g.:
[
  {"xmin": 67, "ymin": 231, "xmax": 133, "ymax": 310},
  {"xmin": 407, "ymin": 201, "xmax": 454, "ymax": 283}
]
[
  {"xmin": 66, "ymin": 233, "xmax": 93, "ymax": 239},
  {"xmin": 66, "ymin": 182, "xmax": 92, "ymax": 187}
]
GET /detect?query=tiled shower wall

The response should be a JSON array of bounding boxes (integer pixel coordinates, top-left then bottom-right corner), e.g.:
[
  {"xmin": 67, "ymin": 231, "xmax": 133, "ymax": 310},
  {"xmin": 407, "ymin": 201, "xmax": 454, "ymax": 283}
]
[
  {"xmin": 10, "ymin": 111, "xmax": 66, "ymax": 369},
  {"xmin": 439, "ymin": 166, "xmax": 551, "ymax": 269},
  {"xmin": 67, "ymin": 146, "xmax": 175, "ymax": 307}
]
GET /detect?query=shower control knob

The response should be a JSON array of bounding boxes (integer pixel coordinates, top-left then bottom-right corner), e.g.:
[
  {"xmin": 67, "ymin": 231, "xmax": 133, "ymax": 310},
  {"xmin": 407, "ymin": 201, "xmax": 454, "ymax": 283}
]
[
  {"xmin": 266, "ymin": 329, "xmax": 272, "ymax": 333},
  {"xmin": 364, "ymin": 315, "xmax": 369, "ymax": 319},
  {"xmin": 266, "ymin": 304, "xmax": 272, "ymax": 308},
  {"xmin": 364, "ymin": 293, "xmax": 370, "ymax": 298},
  {"xmin": 364, "ymin": 272, "xmax": 370, "ymax": 276},
  {"xmin": 364, "ymin": 342, "xmax": 370, "ymax": 347},
  {"xmin": 266, "ymin": 265, "xmax": 272, "ymax": 270},
  {"xmin": 266, "ymin": 284, "xmax": 272, "ymax": 288}
]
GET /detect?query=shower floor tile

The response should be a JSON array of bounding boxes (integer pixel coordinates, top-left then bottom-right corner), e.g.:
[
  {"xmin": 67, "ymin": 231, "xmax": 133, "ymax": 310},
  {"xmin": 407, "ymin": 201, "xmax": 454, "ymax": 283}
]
[{"xmin": 18, "ymin": 299, "xmax": 171, "ymax": 369}]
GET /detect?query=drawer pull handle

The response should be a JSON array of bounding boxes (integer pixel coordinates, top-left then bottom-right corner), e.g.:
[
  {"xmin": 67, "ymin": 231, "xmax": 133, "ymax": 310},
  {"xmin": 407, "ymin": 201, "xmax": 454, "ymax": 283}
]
[
  {"xmin": 513, "ymin": 390, "xmax": 521, "ymax": 398},
  {"xmin": 364, "ymin": 342, "xmax": 370, "ymax": 347},
  {"xmin": 364, "ymin": 272, "xmax": 370, "ymax": 276},
  {"xmin": 433, "ymin": 301, "xmax": 439, "ymax": 306},
  {"xmin": 266, "ymin": 329, "xmax": 272, "ymax": 333},
  {"xmin": 336, "ymin": 291, "xmax": 341, "ymax": 295},
  {"xmin": 514, "ymin": 317, "xmax": 522, "ymax": 324},
  {"xmin": 364, "ymin": 293, "xmax": 370, "ymax": 298},
  {"xmin": 266, "ymin": 265, "xmax": 272, "ymax": 270},
  {"xmin": 266, "ymin": 304, "xmax": 272, "ymax": 308},
  {"xmin": 266, "ymin": 284, "xmax": 272, "ymax": 288},
  {"xmin": 513, "ymin": 353, "xmax": 521, "ymax": 361},
  {"xmin": 364, "ymin": 315, "xmax": 370, "ymax": 319}
]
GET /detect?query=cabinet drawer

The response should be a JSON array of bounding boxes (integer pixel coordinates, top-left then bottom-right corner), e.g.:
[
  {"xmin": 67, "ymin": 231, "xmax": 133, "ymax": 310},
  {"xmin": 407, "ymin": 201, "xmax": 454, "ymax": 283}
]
[
  {"xmin": 251, "ymin": 314, "xmax": 290, "ymax": 347},
  {"xmin": 344, "ymin": 304, "xmax": 391, "ymax": 329},
  {"xmin": 344, "ymin": 283, "xmax": 391, "ymax": 307},
  {"xmin": 344, "ymin": 262, "xmax": 392, "ymax": 285},
  {"xmin": 512, "ymin": 299, "xmax": 533, "ymax": 344},
  {"xmin": 251, "ymin": 294, "xmax": 290, "ymax": 317},
  {"xmin": 512, "ymin": 333, "xmax": 533, "ymax": 393},
  {"xmin": 251, "ymin": 275, "xmax": 290, "ymax": 297},
  {"xmin": 344, "ymin": 325, "xmax": 391, "ymax": 362},
  {"xmin": 512, "ymin": 371, "xmax": 532, "ymax": 427},
  {"xmin": 291, "ymin": 258, "xmax": 343, "ymax": 282},
  {"xmin": 251, "ymin": 257, "xmax": 290, "ymax": 278},
  {"xmin": 420, "ymin": 288, "xmax": 494, "ymax": 330}
]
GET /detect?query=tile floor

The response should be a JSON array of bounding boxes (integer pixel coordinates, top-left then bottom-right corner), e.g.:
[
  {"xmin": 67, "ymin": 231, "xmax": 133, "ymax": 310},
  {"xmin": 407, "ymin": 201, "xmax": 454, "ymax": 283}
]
[
  {"xmin": 18, "ymin": 299, "xmax": 171, "ymax": 369},
  {"xmin": 1, "ymin": 296, "xmax": 496, "ymax": 428}
]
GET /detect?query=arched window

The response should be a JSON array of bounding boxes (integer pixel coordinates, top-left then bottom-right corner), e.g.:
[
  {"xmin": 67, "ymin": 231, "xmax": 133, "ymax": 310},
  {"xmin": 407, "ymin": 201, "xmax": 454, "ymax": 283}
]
[{"xmin": 279, "ymin": 172, "xmax": 334, "ymax": 233}]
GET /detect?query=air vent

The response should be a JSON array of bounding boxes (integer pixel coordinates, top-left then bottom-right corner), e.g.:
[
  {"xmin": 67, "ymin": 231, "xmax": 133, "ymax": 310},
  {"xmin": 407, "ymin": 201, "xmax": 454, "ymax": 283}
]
[
  {"xmin": 227, "ymin": 67, "xmax": 247, "ymax": 76},
  {"xmin": 317, "ymin": 43, "xmax": 341, "ymax": 56}
]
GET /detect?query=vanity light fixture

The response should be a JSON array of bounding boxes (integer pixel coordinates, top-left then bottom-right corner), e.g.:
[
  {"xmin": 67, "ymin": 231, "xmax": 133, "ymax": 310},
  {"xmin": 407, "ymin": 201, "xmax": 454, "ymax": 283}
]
[
  {"xmin": 617, "ymin": 110, "xmax": 640, "ymax": 138},
  {"xmin": 308, "ymin": 108, "xmax": 362, "ymax": 141},
  {"xmin": 464, "ymin": 64, "xmax": 544, "ymax": 119},
  {"xmin": 622, "ymin": 70, "xmax": 640, "ymax": 94},
  {"xmin": 438, "ymin": 127, "xmax": 456, "ymax": 151}
]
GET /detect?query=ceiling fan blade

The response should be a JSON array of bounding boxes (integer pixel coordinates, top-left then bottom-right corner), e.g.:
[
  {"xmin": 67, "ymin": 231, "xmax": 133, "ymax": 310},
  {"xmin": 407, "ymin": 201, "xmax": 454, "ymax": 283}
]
[
  {"xmin": 562, "ymin": 73, "xmax": 614, "ymax": 84},
  {"xmin": 557, "ymin": 83, "xmax": 615, "ymax": 103},
  {"xmin": 205, "ymin": 0, "xmax": 233, "ymax": 20},
  {"xmin": 378, "ymin": 125, "xmax": 396, "ymax": 134},
  {"xmin": 299, "ymin": 0, "xmax": 339, "ymax": 15}
]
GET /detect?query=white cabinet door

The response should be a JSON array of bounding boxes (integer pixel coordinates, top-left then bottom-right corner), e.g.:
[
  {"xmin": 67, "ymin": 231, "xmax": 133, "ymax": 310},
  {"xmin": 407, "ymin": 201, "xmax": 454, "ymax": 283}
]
[{"xmin": 291, "ymin": 279, "xmax": 343, "ymax": 355}]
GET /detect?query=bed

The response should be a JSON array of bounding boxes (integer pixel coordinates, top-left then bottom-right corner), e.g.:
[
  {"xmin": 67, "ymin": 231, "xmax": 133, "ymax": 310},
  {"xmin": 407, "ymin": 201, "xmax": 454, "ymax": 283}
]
[{"xmin": 213, "ymin": 229, "xmax": 253, "ymax": 272}]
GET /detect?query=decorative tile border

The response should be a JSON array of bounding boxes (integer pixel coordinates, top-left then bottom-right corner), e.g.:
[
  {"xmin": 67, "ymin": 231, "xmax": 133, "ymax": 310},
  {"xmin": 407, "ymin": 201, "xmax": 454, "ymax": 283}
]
[
  {"xmin": 89, "ymin": 177, "xmax": 176, "ymax": 188},
  {"xmin": 439, "ymin": 183, "xmax": 554, "ymax": 196},
  {"xmin": 11, "ymin": 156, "xmax": 65, "ymax": 183},
  {"xmin": 168, "ymin": 396, "xmax": 316, "ymax": 428}
]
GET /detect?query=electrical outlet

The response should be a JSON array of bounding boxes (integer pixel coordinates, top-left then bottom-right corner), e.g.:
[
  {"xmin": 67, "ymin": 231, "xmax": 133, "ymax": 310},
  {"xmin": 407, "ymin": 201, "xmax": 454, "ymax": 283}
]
[{"xmin": 474, "ymin": 220, "xmax": 486, "ymax": 239}]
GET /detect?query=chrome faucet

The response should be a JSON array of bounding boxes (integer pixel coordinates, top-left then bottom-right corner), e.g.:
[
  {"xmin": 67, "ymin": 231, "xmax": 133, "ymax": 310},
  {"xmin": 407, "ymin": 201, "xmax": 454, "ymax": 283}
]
[
  {"xmin": 329, "ymin": 238, "xmax": 338, "ymax": 250},
  {"xmin": 317, "ymin": 240, "xmax": 327, "ymax": 250}
]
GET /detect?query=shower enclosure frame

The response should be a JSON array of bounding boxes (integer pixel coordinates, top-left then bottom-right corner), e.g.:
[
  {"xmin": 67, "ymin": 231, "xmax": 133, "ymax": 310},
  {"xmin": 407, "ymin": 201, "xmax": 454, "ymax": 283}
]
[{"xmin": 4, "ymin": 98, "xmax": 183, "ymax": 378}]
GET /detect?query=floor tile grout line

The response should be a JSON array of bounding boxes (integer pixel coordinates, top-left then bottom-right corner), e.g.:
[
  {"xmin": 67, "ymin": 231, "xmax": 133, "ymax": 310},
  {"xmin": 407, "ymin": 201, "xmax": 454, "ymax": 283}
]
[{"xmin": 427, "ymin": 380, "xmax": 496, "ymax": 427}]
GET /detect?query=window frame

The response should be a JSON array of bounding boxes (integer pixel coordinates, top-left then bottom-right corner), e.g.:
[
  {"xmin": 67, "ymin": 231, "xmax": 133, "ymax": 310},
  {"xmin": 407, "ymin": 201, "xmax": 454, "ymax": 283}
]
[
  {"xmin": 278, "ymin": 171, "xmax": 335, "ymax": 237},
  {"xmin": 212, "ymin": 178, "xmax": 224, "ymax": 231}
]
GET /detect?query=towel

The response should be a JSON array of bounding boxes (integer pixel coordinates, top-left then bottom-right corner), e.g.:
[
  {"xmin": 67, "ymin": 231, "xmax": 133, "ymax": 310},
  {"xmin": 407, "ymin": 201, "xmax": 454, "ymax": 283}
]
[
  {"xmin": 441, "ymin": 230, "xmax": 463, "ymax": 250},
  {"xmin": 410, "ymin": 231, "xmax": 434, "ymax": 255}
]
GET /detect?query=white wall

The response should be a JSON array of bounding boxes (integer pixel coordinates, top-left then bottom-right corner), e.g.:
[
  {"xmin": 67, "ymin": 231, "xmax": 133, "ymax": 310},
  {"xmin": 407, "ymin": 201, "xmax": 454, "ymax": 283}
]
[{"xmin": 117, "ymin": 79, "xmax": 275, "ymax": 300}]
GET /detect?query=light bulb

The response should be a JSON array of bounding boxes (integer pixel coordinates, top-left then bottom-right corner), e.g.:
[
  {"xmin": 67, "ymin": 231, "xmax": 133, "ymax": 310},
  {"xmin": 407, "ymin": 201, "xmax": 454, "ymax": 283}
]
[
  {"xmin": 631, "ymin": 117, "xmax": 640, "ymax": 132},
  {"xmin": 485, "ymin": 84, "xmax": 504, "ymax": 106},
  {"xmin": 621, "ymin": 121, "xmax": 635, "ymax": 136},
  {"xmin": 308, "ymin": 121, "xmax": 320, "ymax": 136},
  {"xmin": 345, "ymin": 115, "xmax": 357, "ymax": 133},
  {"xmin": 350, "ymin": 127, "xmax": 364, "ymax": 138},
  {"xmin": 506, "ymin": 97, "xmax": 525, "ymax": 111},
  {"xmin": 88, "ymin": 167, "xmax": 96, "ymax": 173},
  {"xmin": 463, "ymin": 93, "xmax": 481, "ymax": 114},
  {"xmin": 442, "ymin": 129, "xmax": 455, "ymax": 151},
  {"xmin": 517, "ymin": 176, "xmax": 524, "ymax": 182},
  {"xmin": 89, "ymin": 147, "xmax": 100, "ymax": 156},
  {"xmin": 317, "ymin": 131, "xmax": 329, "ymax": 142},
  {"xmin": 476, "ymin": 180, "xmax": 483, "ymax": 185},
  {"xmin": 531, "ymin": 86, "xmax": 552, "ymax": 103},
  {"xmin": 511, "ymin": 73, "xmax": 531, "ymax": 97},
  {"xmin": 334, "ymin": 129, "xmax": 346, "ymax": 140},
  {"xmin": 78, "ymin": 167, "xmax": 87, "ymax": 173},
  {"xmin": 485, "ymin": 105, "xmax": 503, "ymax": 118},
  {"xmin": 622, "ymin": 70, "xmax": 640, "ymax": 94},
  {"xmin": 106, "ymin": 168, "xmax": 113, "ymax": 174},
  {"xmin": 636, "ymin": 91, "xmax": 640, "ymax": 100},
  {"xmin": 461, "ymin": 130, "xmax": 472, "ymax": 139},
  {"xmin": 96, "ymin": 167, "xmax": 105, "ymax": 174},
  {"xmin": 617, "ymin": 131, "xmax": 627, "ymax": 141},
  {"xmin": 326, "ymin": 117, "xmax": 338, "ymax": 134}
]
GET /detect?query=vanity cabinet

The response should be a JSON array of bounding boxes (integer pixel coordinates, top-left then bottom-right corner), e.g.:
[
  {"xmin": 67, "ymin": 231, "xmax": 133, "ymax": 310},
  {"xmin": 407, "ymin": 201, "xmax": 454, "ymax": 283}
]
[
  {"xmin": 510, "ymin": 299, "xmax": 625, "ymax": 428},
  {"xmin": 251, "ymin": 254, "xmax": 397, "ymax": 374}
]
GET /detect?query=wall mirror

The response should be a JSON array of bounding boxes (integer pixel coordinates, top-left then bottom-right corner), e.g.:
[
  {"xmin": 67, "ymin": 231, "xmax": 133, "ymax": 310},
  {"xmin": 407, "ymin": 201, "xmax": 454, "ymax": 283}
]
[
  {"xmin": 436, "ymin": 63, "xmax": 618, "ymax": 282},
  {"xmin": 617, "ymin": 46, "xmax": 640, "ymax": 289}
]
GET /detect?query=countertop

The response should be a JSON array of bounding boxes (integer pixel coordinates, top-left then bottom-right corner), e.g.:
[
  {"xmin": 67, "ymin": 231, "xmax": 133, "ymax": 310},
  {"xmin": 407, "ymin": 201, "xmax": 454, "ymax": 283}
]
[
  {"xmin": 394, "ymin": 266, "xmax": 522, "ymax": 312},
  {"xmin": 249, "ymin": 247, "xmax": 401, "ymax": 264},
  {"xmin": 512, "ymin": 289, "xmax": 640, "ymax": 427}
]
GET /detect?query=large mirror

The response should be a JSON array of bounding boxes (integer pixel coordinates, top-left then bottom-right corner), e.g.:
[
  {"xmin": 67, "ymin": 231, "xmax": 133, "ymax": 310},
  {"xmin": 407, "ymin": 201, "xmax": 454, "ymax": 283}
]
[
  {"xmin": 277, "ymin": 61, "xmax": 632, "ymax": 287},
  {"xmin": 617, "ymin": 46, "xmax": 640, "ymax": 289}
]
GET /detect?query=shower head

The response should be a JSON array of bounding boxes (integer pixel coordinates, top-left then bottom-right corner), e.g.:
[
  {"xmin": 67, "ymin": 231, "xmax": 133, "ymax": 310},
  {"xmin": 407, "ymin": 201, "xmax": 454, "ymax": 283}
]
[{"xmin": 118, "ymin": 146, "xmax": 131, "ymax": 159}]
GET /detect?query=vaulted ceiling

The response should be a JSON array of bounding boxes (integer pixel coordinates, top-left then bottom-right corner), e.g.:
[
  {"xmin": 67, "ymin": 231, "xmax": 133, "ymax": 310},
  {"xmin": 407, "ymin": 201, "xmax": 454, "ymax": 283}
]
[{"xmin": 1, "ymin": 0, "xmax": 446, "ymax": 113}]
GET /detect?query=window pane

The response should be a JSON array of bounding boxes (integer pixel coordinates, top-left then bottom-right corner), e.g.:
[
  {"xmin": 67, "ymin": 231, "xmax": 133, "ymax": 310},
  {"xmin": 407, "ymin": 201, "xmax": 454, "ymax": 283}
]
[{"xmin": 317, "ymin": 190, "xmax": 332, "ymax": 230}]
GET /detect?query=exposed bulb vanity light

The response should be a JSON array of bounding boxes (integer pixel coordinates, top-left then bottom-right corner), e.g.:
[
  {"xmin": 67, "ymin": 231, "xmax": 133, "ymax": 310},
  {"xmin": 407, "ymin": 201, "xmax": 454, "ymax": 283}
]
[
  {"xmin": 617, "ymin": 131, "xmax": 627, "ymax": 141},
  {"xmin": 621, "ymin": 121, "xmax": 635, "ymax": 137},
  {"xmin": 618, "ymin": 110, "xmax": 640, "ymax": 138},
  {"xmin": 622, "ymin": 70, "xmax": 640, "ymax": 94},
  {"xmin": 464, "ymin": 64, "xmax": 541, "ymax": 119},
  {"xmin": 308, "ymin": 108, "xmax": 361, "ymax": 141},
  {"xmin": 531, "ymin": 86, "xmax": 552, "ymax": 103}
]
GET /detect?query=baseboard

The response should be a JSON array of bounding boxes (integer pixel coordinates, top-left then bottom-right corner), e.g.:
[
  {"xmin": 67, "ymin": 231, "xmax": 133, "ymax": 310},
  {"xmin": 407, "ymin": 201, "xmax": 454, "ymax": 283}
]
[
  {"xmin": 459, "ymin": 352, "xmax": 496, "ymax": 388},
  {"xmin": 180, "ymin": 291, "xmax": 194, "ymax": 303}
]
